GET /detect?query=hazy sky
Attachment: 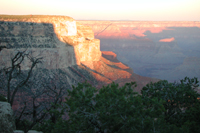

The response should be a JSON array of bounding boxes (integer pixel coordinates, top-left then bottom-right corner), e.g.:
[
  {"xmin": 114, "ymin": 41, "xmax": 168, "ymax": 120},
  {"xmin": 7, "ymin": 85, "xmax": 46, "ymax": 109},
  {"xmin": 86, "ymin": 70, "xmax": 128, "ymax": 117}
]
[{"xmin": 0, "ymin": 0, "xmax": 199, "ymax": 21}]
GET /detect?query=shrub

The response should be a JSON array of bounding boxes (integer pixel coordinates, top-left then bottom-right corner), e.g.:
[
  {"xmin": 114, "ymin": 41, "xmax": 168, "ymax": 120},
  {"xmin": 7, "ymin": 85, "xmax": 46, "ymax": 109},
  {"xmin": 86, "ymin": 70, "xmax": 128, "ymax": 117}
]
[{"xmin": 0, "ymin": 94, "xmax": 7, "ymax": 102}]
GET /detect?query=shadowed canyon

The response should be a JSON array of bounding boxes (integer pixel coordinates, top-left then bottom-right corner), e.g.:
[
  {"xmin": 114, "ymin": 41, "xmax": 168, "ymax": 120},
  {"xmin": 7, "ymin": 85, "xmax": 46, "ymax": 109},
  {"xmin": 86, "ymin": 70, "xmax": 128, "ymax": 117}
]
[{"xmin": 79, "ymin": 21, "xmax": 200, "ymax": 81}]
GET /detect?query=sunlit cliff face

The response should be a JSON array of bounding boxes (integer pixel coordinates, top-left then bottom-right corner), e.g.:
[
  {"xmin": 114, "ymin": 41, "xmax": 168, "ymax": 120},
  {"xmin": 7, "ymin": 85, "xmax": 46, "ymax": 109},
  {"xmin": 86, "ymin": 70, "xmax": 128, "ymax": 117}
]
[
  {"xmin": 0, "ymin": 15, "xmax": 102, "ymax": 68},
  {"xmin": 0, "ymin": 15, "xmax": 159, "ymax": 92}
]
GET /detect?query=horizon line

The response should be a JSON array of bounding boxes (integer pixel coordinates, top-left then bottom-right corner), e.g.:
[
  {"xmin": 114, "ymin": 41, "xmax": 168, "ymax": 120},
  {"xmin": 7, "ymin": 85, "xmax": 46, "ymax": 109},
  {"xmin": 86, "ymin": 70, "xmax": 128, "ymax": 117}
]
[{"xmin": 0, "ymin": 14, "xmax": 199, "ymax": 22}]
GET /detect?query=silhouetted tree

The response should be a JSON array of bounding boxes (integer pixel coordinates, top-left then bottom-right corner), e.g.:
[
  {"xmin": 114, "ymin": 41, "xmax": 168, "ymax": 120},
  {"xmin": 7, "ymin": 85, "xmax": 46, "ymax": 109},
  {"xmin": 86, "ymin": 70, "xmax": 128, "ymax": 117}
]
[
  {"xmin": 0, "ymin": 49, "xmax": 68, "ymax": 133},
  {"xmin": 0, "ymin": 50, "xmax": 42, "ymax": 106}
]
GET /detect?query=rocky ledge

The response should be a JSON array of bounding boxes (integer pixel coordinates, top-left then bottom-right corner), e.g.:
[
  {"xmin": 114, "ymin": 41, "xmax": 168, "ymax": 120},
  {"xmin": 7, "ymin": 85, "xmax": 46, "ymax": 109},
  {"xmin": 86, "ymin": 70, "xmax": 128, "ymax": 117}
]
[{"xmin": 0, "ymin": 101, "xmax": 16, "ymax": 133}]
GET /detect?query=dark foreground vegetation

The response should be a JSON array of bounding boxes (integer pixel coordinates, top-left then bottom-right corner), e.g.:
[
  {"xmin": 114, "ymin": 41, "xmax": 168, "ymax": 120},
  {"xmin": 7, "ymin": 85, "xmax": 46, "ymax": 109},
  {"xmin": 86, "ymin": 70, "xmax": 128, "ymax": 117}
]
[
  {"xmin": 35, "ymin": 78, "xmax": 200, "ymax": 133},
  {"xmin": 0, "ymin": 49, "xmax": 200, "ymax": 133}
]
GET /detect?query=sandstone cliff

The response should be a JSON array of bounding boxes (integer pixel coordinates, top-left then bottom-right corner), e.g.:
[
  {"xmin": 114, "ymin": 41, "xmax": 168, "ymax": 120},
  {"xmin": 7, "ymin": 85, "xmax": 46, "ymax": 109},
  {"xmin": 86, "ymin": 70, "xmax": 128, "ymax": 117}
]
[
  {"xmin": 0, "ymin": 15, "xmax": 101, "ymax": 69},
  {"xmin": 0, "ymin": 15, "xmax": 157, "ymax": 91},
  {"xmin": 81, "ymin": 51, "xmax": 158, "ymax": 91}
]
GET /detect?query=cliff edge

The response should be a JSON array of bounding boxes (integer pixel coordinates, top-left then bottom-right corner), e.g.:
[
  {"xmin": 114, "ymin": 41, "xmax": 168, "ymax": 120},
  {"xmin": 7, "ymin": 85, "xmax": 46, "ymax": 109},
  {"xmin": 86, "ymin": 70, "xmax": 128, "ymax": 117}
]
[
  {"xmin": 0, "ymin": 15, "xmax": 158, "ymax": 91},
  {"xmin": 0, "ymin": 15, "xmax": 101, "ymax": 69}
]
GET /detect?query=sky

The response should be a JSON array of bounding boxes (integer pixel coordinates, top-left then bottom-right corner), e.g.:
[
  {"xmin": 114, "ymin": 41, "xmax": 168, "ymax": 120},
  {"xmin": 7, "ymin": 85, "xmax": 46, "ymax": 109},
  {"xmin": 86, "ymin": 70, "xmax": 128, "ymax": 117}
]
[{"xmin": 0, "ymin": 0, "xmax": 200, "ymax": 21}]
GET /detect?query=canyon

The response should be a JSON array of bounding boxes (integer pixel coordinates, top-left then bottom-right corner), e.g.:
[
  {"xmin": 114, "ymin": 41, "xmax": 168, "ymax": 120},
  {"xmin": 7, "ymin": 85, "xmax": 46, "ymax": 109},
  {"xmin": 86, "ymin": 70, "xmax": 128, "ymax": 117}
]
[
  {"xmin": 78, "ymin": 21, "xmax": 200, "ymax": 81},
  {"xmin": 0, "ymin": 15, "xmax": 157, "ymax": 93},
  {"xmin": 1, "ymin": 15, "xmax": 199, "ymax": 132}
]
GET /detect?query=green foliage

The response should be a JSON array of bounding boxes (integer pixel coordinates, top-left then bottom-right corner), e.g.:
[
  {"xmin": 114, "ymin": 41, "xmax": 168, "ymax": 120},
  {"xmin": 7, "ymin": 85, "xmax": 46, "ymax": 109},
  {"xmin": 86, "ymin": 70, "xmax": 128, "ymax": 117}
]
[
  {"xmin": 34, "ymin": 103, "xmax": 65, "ymax": 133},
  {"xmin": 45, "ymin": 82, "xmax": 165, "ymax": 132},
  {"xmin": 183, "ymin": 100, "xmax": 200, "ymax": 132},
  {"xmin": 0, "ymin": 94, "xmax": 7, "ymax": 102},
  {"xmin": 15, "ymin": 119, "xmax": 32, "ymax": 132},
  {"xmin": 36, "ymin": 77, "xmax": 200, "ymax": 133},
  {"xmin": 142, "ymin": 77, "xmax": 200, "ymax": 132}
]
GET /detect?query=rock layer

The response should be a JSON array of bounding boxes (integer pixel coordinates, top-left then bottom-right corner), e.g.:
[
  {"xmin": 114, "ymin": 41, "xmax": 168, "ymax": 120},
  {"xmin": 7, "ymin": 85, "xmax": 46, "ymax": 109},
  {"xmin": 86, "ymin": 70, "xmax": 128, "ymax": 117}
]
[
  {"xmin": 78, "ymin": 21, "xmax": 200, "ymax": 39},
  {"xmin": 81, "ymin": 51, "xmax": 158, "ymax": 91},
  {"xmin": 78, "ymin": 20, "xmax": 200, "ymax": 81},
  {"xmin": 0, "ymin": 15, "xmax": 158, "ymax": 91},
  {"xmin": 0, "ymin": 15, "xmax": 101, "ymax": 68}
]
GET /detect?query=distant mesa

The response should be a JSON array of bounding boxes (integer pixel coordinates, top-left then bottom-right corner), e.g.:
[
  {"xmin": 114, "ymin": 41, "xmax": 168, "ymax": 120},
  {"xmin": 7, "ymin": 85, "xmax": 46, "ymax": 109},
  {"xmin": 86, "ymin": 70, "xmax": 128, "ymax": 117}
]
[
  {"xmin": 159, "ymin": 37, "xmax": 175, "ymax": 42},
  {"xmin": 78, "ymin": 21, "xmax": 200, "ymax": 40}
]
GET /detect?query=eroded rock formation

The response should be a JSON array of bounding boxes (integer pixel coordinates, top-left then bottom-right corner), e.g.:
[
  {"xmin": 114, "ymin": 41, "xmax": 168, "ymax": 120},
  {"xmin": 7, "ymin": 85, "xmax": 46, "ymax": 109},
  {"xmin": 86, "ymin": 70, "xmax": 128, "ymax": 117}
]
[
  {"xmin": 79, "ymin": 20, "xmax": 200, "ymax": 81},
  {"xmin": 81, "ymin": 51, "xmax": 158, "ymax": 91},
  {"xmin": 0, "ymin": 15, "xmax": 101, "ymax": 68},
  {"xmin": 0, "ymin": 102, "xmax": 16, "ymax": 133},
  {"xmin": 0, "ymin": 15, "xmax": 157, "ymax": 91}
]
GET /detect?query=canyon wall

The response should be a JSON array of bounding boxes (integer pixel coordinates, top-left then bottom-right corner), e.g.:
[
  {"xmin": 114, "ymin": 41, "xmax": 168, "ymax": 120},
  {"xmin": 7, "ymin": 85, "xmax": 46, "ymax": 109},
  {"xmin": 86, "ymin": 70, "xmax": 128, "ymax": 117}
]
[
  {"xmin": 0, "ymin": 15, "xmax": 158, "ymax": 92},
  {"xmin": 0, "ymin": 17, "xmax": 161, "ymax": 130},
  {"xmin": 0, "ymin": 16, "xmax": 101, "ymax": 69}
]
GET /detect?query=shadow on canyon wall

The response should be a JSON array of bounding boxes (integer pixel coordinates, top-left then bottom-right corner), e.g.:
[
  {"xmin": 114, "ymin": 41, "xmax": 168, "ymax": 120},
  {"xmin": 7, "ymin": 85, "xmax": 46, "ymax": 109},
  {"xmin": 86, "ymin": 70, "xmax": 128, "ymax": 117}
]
[
  {"xmin": 99, "ymin": 27, "xmax": 200, "ymax": 81},
  {"xmin": 0, "ymin": 20, "xmax": 78, "ymax": 69},
  {"xmin": 0, "ymin": 20, "xmax": 145, "ymax": 89}
]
